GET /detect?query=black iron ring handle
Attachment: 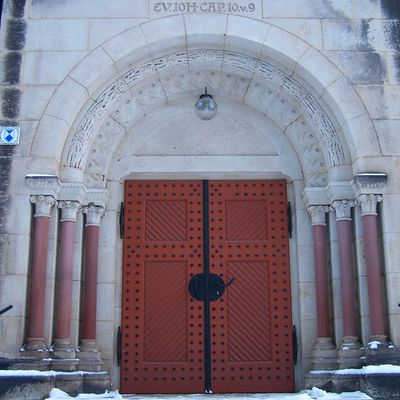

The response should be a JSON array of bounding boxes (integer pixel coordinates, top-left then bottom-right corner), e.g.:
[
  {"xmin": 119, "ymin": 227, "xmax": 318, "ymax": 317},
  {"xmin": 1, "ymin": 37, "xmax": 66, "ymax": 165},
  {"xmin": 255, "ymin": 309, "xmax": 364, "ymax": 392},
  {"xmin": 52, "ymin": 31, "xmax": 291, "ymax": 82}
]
[{"xmin": 216, "ymin": 278, "xmax": 235, "ymax": 288}]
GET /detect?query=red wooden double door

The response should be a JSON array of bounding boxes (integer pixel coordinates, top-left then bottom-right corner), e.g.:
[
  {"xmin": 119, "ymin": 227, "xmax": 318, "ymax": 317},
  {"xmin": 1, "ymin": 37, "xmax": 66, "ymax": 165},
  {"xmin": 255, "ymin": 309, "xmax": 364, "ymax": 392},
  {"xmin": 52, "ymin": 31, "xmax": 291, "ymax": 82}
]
[{"xmin": 121, "ymin": 180, "xmax": 294, "ymax": 393}]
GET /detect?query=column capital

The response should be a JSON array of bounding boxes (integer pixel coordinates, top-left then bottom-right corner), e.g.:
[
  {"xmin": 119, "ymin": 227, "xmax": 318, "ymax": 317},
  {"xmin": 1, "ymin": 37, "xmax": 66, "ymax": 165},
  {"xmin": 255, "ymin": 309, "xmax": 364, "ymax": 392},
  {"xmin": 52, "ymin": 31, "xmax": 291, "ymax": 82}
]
[
  {"xmin": 356, "ymin": 194, "xmax": 382, "ymax": 216},
  {"xmin": 331, "ymin": 199, "xmax": 355, "ymax": 221},
  {"xmin": 30, "ymin": 195, "xmax": 57, "ymax": 217},
  {"xmin": 307, "ymin": 205, "xmax": 330, "ymax": 226},
  {"xmin": 83, "ymin": 205, "xmax": 105, "ymax": 226},
  {"xmin": 58, "ymin": 200, "xmax": 81, "ymax": 222}
]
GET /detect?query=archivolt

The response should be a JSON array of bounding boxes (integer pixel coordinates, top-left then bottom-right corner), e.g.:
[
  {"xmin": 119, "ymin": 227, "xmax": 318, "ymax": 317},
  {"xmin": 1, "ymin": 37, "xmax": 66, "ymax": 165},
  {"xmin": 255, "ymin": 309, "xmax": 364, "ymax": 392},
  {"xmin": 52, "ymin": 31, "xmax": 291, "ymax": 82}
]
[{"xmin": 65, "ymin": 49, "xmax": 347, "ymax": 175}]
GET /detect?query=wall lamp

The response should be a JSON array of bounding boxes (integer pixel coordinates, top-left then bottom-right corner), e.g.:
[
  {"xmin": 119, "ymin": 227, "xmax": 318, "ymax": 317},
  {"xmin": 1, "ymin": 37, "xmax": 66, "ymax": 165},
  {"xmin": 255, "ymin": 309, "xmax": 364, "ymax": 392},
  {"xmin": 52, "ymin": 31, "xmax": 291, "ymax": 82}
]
[{"xmin": 195, "ymin": 87, "xmax": 218, "ymax": 120}]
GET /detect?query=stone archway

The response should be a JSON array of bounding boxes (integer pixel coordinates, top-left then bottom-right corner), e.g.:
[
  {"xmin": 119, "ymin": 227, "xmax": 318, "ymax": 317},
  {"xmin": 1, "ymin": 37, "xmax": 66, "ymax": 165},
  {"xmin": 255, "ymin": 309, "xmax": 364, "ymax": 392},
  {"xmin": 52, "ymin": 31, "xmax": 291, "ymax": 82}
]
[
  {"xmin": 29, "ymin": 14, "xmax": 379, "ymax": 184},
  {"xmin": 24, "ymin": 15, "xmax": 387, "ymax": 389}
]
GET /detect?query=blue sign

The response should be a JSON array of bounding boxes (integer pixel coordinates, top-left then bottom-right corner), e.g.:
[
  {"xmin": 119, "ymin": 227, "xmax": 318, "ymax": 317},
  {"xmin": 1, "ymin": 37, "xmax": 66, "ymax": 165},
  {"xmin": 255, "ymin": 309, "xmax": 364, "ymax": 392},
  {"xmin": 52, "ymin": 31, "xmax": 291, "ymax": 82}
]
[{"xmin": 0, "ymin": 126, "xmax": 20, "ymax": 145}]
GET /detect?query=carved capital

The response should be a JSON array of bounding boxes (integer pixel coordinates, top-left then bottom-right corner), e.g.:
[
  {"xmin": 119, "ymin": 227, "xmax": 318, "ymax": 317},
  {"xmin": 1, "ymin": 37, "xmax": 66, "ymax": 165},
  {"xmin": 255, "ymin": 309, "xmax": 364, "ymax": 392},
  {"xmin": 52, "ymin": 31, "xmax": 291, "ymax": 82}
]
[
  {"xmin": 83, "ymin": 205, "xmax": 105, "ymax": 226},
  {"xmin": 30, "ymin": 195, "xmax": 57, "ymax": 217},
  {"xmin": 58, "ymin": 201, "xmax": 81, "ymax": 222},
  {"xmin": 307, "ymin": 205, "xmax": 330, "ymax": 226},
  {"xmin": 331, "ymin": 200, "xmax": 355, "ymax": 221},
  {"xmin": 356, "ymin": 194, "xmax": 382, "ymax": 216}
]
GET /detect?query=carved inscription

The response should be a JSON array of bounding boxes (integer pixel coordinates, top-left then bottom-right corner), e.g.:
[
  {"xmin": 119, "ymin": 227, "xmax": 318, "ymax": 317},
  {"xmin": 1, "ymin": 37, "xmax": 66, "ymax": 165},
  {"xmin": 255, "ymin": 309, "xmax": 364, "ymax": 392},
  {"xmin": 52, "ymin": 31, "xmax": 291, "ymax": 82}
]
[{"xmin": 150, "ymin": 0, "xmax": 261, "ymax": 19}]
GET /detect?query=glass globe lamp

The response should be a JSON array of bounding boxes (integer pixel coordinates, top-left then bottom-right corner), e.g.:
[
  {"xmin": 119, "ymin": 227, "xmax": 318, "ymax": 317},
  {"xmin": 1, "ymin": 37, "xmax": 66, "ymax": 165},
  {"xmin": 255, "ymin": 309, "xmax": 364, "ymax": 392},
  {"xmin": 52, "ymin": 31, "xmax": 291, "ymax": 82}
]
[{"xmin": 195, "ymin": 88, "xmax": 218, "ymax": 120}]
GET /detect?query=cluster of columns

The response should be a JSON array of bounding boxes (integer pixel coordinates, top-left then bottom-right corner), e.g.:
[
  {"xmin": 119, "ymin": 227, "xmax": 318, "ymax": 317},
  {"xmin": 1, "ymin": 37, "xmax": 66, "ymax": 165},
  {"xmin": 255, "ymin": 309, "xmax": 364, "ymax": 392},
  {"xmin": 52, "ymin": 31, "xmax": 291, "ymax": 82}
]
[
  {"xmin": 23, "ymin": 195, "xmax": 105, "ymax": 371},
  {"xmin": 308, "ymin": 194, "xmax": 387, "ymax": 369}
]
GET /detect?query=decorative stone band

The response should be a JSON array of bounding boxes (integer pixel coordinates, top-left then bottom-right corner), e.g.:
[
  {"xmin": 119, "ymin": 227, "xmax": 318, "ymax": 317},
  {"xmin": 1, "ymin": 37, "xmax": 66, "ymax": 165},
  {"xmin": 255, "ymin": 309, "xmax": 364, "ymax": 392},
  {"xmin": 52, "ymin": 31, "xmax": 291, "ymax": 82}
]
[
  {"xmin": 331, "ymin": 199, "xmax": 355, "ymax": 221},
  {"xmin": 58, "ymin": 200, "xmax": 82, "ymax": 222},
  {"xmin": 355, "ymin": 194, "xmax": 382, "ymax": 217},
  {"xmin": 66, "ymin": 49, "xmax": 346, "ymax": 171},
  {"xmin": 30, "ymin": 195, "xmax": 57, "ymax": 218},
  {"xmin": 307, "ymin": 205, "xmax": 330, "ymax": 226},
  {"xmin": 83, "ymin": 205, "xmax": 105, "ymax": 227}
]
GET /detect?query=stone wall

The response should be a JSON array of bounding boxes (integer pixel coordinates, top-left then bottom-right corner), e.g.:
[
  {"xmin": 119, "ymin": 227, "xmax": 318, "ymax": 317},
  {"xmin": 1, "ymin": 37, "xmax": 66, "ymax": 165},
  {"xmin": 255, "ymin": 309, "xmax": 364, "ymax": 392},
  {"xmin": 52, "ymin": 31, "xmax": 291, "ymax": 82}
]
[{"xmin": 0, "ymin": 0, "xmax": 399, "ymax": 391}]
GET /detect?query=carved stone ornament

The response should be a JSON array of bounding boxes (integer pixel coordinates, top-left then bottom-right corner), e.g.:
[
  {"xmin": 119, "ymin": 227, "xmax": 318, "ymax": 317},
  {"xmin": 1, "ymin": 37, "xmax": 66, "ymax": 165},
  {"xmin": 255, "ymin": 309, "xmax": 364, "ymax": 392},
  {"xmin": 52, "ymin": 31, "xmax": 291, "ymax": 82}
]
[
  {"xmin": 331, "ymin": 199, "xmax": 355, "ymax": 221},
  {"xmin": 30, "ymin": 195, "xmax": 57, "ymax": 217},
  {"xmin": 307, "ymin": 205, "xmax": 330, "ymax": 226},
  {"xmin": 58, "ymin": 201, "xmax": 82, "ymax": 222},
  {"xmin": 355, "ymin": 173, "xmax": 387, "ymax": 189},
  {"xmin": 83, "ymin": 205, "xmax": 105, "ymax": 226},
  {"xmin": 67, "ymin": 50, "xmax": 346, "ymax": 171},
  {"xmin": 356, "ymin": 194, "xmax": 382, "ymax": 216}
]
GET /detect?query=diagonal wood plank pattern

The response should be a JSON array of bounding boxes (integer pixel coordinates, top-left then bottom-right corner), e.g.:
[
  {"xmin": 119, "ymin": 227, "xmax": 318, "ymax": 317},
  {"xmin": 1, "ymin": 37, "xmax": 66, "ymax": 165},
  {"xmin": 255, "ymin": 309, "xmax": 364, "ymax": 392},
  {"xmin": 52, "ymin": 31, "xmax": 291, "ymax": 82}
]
[
  {"xmin": 145, "ymin": 200, "xmax": 187, "ymax": 241},
  {"xmin": 144, "ymin": 262, "xmax": 187, "ymax": 362},
  {"xmin": 227, "ymin": 261, "xmax": 271, "ymax": 362}
]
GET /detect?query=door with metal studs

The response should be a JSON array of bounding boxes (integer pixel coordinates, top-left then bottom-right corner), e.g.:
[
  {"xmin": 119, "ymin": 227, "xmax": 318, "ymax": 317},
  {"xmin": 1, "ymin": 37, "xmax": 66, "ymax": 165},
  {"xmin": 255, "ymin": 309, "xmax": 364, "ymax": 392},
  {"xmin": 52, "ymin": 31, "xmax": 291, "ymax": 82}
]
[{"xmin": 120, "ymin": 180, "xmax": 294, "ymax": 394}]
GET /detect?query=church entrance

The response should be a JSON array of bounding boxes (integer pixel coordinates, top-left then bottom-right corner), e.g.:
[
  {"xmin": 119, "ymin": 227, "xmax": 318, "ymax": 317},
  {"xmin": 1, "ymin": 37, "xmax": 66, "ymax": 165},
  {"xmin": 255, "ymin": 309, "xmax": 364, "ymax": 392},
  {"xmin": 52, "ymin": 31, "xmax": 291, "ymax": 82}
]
[{"xmin": 120, "ymin": 180, "xmax": 294, "ymax": 393}]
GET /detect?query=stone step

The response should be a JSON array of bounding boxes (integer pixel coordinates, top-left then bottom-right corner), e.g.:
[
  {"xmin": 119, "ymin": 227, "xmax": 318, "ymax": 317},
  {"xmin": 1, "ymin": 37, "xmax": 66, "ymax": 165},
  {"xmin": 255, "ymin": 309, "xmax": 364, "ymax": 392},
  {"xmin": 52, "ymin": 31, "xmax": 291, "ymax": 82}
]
[{"xmin": 0, "ymin": 370, "xmax": 110, "ymax": 400}]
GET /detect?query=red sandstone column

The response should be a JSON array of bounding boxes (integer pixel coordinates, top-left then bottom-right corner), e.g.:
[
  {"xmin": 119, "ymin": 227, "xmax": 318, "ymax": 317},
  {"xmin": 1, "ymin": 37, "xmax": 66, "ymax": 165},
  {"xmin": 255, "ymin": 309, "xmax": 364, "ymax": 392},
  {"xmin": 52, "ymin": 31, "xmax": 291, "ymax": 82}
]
[
  {"xmin": 356, "ymin": 194, "xmax": 386, "ymax": 341},
  {"xmin": 23, "ymin": 195, "xmax": 57, "ymax": 357},
  {"xmin": 332, "ymin": 200, "xmax": 362, "ymax": 367},
  {"xmin": 79, "ymin": 205, "xmax": 104, "ymax": 361},
  {"xmin": 308, "ymin": 205, "xmax": 337, "ymax": 369},
  {"xmin": 51, "ymin": 200, "xmax": 81, "ymax": 359},
  {"xmin": 308, "ymin": 206, "xmax": 332, "ymax": 337}
]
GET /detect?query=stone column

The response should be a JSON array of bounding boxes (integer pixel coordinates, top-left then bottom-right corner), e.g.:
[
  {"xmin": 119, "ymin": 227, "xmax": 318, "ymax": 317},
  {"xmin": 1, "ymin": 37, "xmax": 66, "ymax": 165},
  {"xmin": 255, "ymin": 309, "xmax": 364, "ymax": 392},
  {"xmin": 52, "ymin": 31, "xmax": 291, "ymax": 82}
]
[
  {"xmin": 50, "ymin": 201, "xmax": 81, "ymax": 365},
  {"xmin": 331, "ymin": 200, "xmax": 362, "ymax": 368},
  {"xmin": 22, "ymin": 195, "xmax": 57, "ymax": 358},
  {"xmin": 308, "ymin": 206, "xmax": 337, "ymax": 370},
  {"xmin": 79, "ymin": 205, "xmax": 105, "ymax": 371},
  {"xmin": 356, "ymin": 195, "xmax": 388, "ymax": 344}
]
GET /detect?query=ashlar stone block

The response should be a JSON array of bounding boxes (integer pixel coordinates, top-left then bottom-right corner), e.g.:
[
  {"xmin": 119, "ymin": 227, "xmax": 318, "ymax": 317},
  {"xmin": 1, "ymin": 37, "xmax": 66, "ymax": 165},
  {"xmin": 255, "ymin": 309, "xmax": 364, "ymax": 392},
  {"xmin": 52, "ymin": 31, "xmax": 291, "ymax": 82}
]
[
  {"xmin": 24, "ymin": 19, "xmax": 90, "ymax": 51},
  {"xmin": 44, "ymin": 77, "xmax": 89, "ymax": 128},
  {"xmin": 263, "ymin": 18, "xmax": 323, "ymax": 49},
  {"xmin": 324, "ymin": 50, "xmax": 386, "ymax": 85},
  {"xmin": 374, "ymin": 120, "xmax": 400, "ymax": 156},
  {"xmin": 89, "ymin": 18, "xmax": 148, "ymax": 49},
  {"xmin": 185, "ymin": 14, "xmax": 228, "ymax": 48},
  {"xmin": 101, "ymin": 26, "xmax": 151, "ymax": 72},
  {"xmin": 69, "ymin": 47, "xmax": 118, "ymax": 97},
  {"xmin": 140, "ymin": 15, "xmax": 186, "ymax": 57},
  {"xmin": 225, "ymin": 15, "xmax": 271, "ymax": 56},
  {"xmin": 30, "ymin": 0, "xmax": 148, "ymax": 19},
  {"xmin": 22, "ymin": 51, "xmax": 88, "ymax": 85},
  {"xmin": 262, "ymin": 25, "xmax": 310, "ymax": 73}
]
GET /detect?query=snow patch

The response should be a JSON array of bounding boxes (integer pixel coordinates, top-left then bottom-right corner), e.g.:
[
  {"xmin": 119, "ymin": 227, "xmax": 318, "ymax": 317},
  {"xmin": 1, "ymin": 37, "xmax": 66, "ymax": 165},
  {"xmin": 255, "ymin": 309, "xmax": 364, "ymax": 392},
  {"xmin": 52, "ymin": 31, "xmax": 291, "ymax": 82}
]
[
  {"xmin": 0, "ymin": 369, "xmax": 107, "ymax": 377},
  {"xmin": 45, "ymin": 388, "xmax": 372, "ymax": 400},
  {"xmin": 367, "ymin": 341, "xmax": 380, "ymax": 350},
  {"xmin": 311, "ymin": 364, "xmax": 400, "ymax": 375},
  {"xmin": 46, "ymin": 388, "xmax": 121, "ymax": 399}
]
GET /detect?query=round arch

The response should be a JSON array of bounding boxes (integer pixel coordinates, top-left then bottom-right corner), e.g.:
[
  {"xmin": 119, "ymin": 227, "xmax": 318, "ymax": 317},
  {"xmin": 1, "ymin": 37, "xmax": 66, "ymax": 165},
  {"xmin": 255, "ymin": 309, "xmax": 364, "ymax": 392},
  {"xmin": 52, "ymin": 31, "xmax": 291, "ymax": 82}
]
[{"xmin": 29, "ymin": 14, "xmax": 381, "ymax": 187}]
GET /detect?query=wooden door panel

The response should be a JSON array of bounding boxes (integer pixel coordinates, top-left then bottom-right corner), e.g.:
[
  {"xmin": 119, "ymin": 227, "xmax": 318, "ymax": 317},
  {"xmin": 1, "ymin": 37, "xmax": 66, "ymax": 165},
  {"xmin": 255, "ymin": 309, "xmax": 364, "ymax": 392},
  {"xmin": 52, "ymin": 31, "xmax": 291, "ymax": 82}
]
[
  {"xmin": 209, "ymin": 180, "xmax": 294, "ymax": 393},
  {"xmin": 121, "ymin": 181, "xmax": 204, "ymax": 394}
]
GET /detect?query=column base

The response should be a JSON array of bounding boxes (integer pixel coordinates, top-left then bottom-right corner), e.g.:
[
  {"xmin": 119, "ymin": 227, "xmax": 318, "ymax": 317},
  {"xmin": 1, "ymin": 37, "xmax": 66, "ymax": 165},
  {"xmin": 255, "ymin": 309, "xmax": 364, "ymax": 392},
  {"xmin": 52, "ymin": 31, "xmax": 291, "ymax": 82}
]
[
  {"xmin": 49, "ymin": 339, "xmax": 77, "ymax": 360},
  {"xmin": 337, "ymin": 336, "xmax": 364, "ymax": 369},
  {"xmin": 78, "ymin": 340, "xmax": 103, "ymax": 372},
  {"xmin": 311, "ymin": 337, "xmax": 338, "ymax": 370},
  {"xmin": 20, "ymin": 338, "xmax": 49, "ymax": 359},
  {"xmin": 365, "ymin": 335, "xmax": 399, "ymax": 365},
  {"xmin": 50, "ymin": 358, "xmax": 79, "ymax": 372}
]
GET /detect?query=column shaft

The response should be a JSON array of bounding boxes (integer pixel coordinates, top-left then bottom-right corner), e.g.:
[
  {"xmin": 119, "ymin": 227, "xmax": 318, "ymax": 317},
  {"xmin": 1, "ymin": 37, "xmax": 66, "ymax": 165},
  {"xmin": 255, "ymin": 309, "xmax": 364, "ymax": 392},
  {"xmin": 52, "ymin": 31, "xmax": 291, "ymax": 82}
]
[
  {"xmin": 363, "ymin": 214, "xmax": 385, "ymax": 336},
  {"xmin": 337, "ymin": 219, "xmax": 358, "ymax": 337},
  {"xmin": 81, "ymin": 225, "xmax": 99, "ymax": 340},
  {"xmin": 27, "ymin": 216, "xmax": 50, "ymax": 341},
  {"xmin": 312, "ymin": 224, "xmax": 331, "ymax": 338},
  {"xmin": 55, "ymin": 220, "xmax": 75, "ymax": 340}
]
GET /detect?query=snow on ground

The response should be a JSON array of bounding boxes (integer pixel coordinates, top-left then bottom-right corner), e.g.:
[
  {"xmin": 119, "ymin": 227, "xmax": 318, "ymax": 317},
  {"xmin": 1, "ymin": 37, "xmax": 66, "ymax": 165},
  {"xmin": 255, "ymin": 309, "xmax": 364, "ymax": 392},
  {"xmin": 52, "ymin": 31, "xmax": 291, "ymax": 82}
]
[
  {"xmin": 45, "ymin": 388, "xmax": 372, "ymax": 400},
  {"xmin": 311, "ymin": 363, "xmax": 400, "ymax": 375},
  {"xmin": 0, "ymin": 370, "xmax": 107, "ymax": 377}
]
